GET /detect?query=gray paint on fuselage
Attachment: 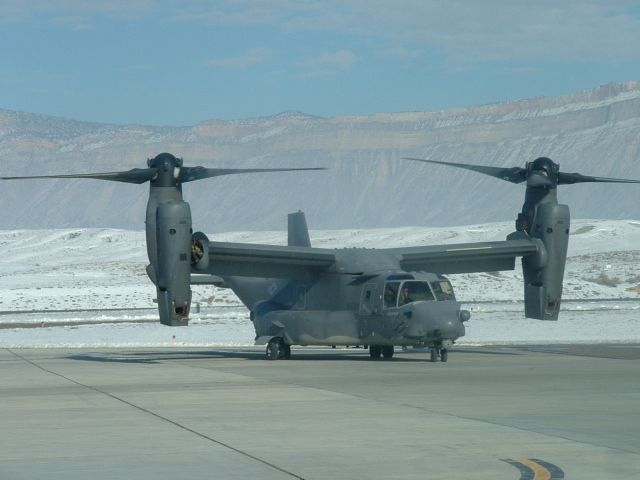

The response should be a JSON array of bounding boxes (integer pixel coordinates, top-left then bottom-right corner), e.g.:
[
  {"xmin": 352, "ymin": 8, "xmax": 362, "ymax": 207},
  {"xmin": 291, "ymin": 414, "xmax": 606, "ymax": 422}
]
[{"xmin": 224, "ymin": 250, "xmax": 466, "ymax": 347}]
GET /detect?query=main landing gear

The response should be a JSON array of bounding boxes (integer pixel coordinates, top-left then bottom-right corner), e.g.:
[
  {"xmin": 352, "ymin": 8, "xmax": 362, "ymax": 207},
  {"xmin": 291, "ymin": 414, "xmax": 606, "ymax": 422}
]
[
  {"xmin": 369, "ymin": 345, "xmax": 394, "ymax": 360},
  {"xmin": 266, "ymin": 337, "xmax": 291, "ymax": 360}
]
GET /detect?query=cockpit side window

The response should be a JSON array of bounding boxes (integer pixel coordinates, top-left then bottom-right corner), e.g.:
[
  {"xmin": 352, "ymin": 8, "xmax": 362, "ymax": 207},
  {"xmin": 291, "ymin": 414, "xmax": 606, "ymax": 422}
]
[
  {"xmin": 383, "ymin": 282, "xmax": 400, "ymax": 308},
  {"xmin": 430, "ymin": 278, "xmax": 456, "ymax": 301}
]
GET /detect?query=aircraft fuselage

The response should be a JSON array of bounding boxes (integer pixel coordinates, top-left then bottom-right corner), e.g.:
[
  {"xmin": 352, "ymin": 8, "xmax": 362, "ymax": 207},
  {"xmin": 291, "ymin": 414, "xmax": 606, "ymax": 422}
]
[{"xmin": 224, "ymin": 249, "xmax": 468, "ymax": 349}]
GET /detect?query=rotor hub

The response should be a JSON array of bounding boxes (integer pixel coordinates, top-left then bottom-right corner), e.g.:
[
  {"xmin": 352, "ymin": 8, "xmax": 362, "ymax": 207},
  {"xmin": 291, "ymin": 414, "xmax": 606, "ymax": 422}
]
[
  {"xmin": 147, "ymin": 152, "xmax": 183, "ymax": 169},
  {"xmin": 526, "ymin": 157, "xmax": 559, "ymax": 188},
  {"xmin": 147, "ymin": 153, "xmax": 183, "ymax": 187}
]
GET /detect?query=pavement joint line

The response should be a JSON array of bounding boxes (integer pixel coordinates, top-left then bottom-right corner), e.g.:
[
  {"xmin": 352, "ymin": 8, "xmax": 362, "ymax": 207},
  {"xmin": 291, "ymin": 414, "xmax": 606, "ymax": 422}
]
[
  {"xmin": 516, "ymin": 346, "xmax": 640, "ymax": 361},
  {"xmin": 4, "ymin": 348, "xmax": 307, "ymax": 480},
  {"xmin": 159, "ymin": 348, "xmax": 640, "ymax": 457}
]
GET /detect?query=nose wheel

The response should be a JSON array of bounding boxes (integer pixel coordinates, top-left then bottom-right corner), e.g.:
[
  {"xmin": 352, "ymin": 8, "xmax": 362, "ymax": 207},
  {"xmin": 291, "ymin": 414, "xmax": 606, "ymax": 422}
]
[{"xmin": 429, "ymin": 347, "xmax": 448, "ymax": 362}]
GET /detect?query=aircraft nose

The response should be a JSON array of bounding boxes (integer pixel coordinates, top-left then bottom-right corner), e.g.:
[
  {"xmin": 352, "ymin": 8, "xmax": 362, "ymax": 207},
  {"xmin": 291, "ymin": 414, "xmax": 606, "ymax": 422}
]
[
  {"xmin": 403, "ymin": 301, "xmax": 465, "ymax": 341},
  {"xmin": 430, "ymin": 317, "xmax": 465, "ymax": 340}
]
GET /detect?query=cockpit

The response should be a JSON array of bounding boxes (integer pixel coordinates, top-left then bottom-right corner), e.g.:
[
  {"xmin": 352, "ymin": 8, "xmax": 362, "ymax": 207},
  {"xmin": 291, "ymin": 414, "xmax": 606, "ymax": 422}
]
[{"xmin": 383, "ymin": 276, "xmax": 455, "ymax": 308}]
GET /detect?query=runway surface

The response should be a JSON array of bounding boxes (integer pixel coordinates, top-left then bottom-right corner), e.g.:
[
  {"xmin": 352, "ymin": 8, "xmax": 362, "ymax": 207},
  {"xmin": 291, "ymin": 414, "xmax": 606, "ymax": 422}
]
[{"xmin": 1, "ymin": 345, "xmax": 638, "ymax": 479}]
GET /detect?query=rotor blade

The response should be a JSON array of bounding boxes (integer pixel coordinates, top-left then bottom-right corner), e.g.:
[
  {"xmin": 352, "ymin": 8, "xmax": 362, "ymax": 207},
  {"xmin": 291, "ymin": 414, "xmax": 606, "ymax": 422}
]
[
  {"xmin": 178, "ymin": 166, "xmax": 326, "ymax": 183},
  {"xmin": 1, "ymin": 168, "xmax": 157, "ymax": 184},
  {"xmin": 403, "ymin": 157, "xmax": 527, "ymax": 184},
  {"xmin": 558, "ymin": 172, "xmax": 640, "ymax": 185}
]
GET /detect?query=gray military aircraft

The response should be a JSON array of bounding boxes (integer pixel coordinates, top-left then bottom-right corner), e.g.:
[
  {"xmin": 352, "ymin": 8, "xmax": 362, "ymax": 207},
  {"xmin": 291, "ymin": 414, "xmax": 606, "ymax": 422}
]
[{"xmin": 4, "ymin": 153, "xmax": 640, "ymax": 362}]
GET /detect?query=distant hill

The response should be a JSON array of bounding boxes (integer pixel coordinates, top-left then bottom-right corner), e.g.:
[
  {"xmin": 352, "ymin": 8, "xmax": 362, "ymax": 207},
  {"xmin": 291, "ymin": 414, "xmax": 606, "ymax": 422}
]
[{"xmin": 2, "ymin": 82, "xmax": 640, "ymax": 231}]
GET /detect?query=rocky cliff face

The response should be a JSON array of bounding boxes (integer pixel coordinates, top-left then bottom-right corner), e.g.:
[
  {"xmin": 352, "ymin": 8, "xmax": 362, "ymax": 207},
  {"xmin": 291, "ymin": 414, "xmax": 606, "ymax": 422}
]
[{"xmin": 2, "ymin": 82, "xmax": 640, "ymax": 232}]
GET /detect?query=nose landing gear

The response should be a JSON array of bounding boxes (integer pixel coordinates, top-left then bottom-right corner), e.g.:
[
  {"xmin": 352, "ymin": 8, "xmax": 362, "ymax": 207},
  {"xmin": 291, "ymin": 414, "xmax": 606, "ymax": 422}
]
[
  {"xmin": 429, "ymin": 345, "xmax": 449, "ymax": 363},
  {"xmin": 429, "ymin": 347, "xmax": 449, "ymax": 362}
]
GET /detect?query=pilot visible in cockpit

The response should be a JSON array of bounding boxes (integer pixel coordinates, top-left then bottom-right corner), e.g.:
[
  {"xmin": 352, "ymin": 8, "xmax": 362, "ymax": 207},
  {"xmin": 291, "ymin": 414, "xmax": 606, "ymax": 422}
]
[{"xmin": 399, "ymin": 286, "xmax": 414, "ymax": 306}]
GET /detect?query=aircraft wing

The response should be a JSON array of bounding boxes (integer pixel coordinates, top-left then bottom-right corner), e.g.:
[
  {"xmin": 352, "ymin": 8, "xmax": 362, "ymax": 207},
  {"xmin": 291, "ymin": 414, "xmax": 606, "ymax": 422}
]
[
  {"xmin": 388, "ymin": 237, "xmax": 540, "ymax": 274},
  {"xmin": 199, "ymin": 241, "xmax": 337, "ymax": 280}
]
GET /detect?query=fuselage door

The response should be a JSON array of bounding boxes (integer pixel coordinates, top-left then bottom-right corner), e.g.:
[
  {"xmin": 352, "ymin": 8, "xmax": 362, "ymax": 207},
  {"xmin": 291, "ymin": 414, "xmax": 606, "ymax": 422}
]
[{"xmin": 359, "ymin": 283, "xmax": 377, "ymax": 316}]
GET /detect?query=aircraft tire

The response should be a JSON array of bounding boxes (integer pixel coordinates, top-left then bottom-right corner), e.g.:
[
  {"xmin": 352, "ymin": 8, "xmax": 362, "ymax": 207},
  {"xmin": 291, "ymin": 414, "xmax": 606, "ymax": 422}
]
[
  {"xmin": 440, "ymin": 348, "xmax": 448, "ymax": 362},
  {"xmin": 430, "ymin": 348, "xmax": 438, "ymax": 363},
  {"xmin": 382, "ymin": 345, "xmax": 394, "ymax": 359},
  {"xmin": 369, "ymin": 345, "xmax": 382, "ymax": 359},
  {"xmin": 266, "ymin": 339, "xmax": 282, "ymax": 360},
  {"xmin": 282, "ymin": 344, "xmax": 292, "ymax": 360}
]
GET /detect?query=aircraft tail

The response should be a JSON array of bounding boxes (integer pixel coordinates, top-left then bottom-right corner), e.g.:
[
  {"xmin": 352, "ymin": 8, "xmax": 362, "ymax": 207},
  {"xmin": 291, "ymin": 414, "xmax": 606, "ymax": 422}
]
[{"xmin": 288, "ymin": 211, "xmax": 311, "ymax": 247}]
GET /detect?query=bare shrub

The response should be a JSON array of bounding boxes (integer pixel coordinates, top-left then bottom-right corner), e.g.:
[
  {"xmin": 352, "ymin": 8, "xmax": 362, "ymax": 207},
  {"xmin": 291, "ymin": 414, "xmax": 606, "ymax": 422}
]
[{"xmin": 587, "ymin": 272, "xmax": 620, "ymax": 287}]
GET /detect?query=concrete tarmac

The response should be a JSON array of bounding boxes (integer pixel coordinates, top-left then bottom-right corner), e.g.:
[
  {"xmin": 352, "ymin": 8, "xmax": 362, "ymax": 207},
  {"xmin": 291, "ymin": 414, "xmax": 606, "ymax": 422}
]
[{"xmin": 1, "ymin": 345, "xmax": 638, "ymax": 479}]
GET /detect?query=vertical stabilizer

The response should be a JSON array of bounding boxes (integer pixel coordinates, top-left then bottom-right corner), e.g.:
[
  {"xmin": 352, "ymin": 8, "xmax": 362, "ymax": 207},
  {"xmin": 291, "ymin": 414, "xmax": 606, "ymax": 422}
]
[{"xmin": 288, "ymin": 210, "xmax": 311, "ymax": 247}]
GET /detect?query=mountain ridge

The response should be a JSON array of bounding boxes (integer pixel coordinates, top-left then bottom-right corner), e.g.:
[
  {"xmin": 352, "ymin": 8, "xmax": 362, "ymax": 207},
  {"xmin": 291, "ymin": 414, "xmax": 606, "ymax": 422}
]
[{"xmin": 3, "ymin": 80, "xmax": 639, "ymax": 128}]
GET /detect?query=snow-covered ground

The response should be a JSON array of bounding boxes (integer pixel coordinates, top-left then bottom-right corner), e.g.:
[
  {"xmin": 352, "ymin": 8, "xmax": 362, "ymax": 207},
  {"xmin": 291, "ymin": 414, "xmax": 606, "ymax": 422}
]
[{"xmin": 1, "ymin": 219, "xmax": 639, "ymax": 347}]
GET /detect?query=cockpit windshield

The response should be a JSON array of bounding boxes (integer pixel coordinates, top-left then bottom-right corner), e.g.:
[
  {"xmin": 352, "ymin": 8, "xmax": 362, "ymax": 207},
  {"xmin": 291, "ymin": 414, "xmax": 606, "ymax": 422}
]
[{"xmin": 383, "ymin": 280, "xmax": 436, "ymax": 308}]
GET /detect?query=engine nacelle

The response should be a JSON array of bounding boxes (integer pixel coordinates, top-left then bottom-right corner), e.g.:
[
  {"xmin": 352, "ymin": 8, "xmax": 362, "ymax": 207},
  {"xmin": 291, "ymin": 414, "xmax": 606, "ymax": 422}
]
[
  {"xmin": 156, "ymin": 200, "xmax": 192, "ymax": 326},
  {"xmin": 521, "ymin": 203, "xmax": 570, "ymax": 320},
  {"xmin": 191, "ymin": 231, "xmax": 210, "ymax": 271}
]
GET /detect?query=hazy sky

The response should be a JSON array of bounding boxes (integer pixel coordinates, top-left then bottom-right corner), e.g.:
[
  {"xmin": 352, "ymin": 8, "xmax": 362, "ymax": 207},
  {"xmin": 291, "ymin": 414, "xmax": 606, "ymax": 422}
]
[{"xmin": 3, "ymin": 1, "xmax": 640, "ymax": 125}]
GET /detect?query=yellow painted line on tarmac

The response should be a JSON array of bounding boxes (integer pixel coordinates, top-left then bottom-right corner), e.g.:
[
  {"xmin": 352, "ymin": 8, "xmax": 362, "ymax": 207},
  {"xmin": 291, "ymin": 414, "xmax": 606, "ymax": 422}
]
[
  {"xmin": 516, "ymin": 457, "xmax": 551, "ymax": 480},
  {"xmin": 502, "ymin": 457, "xmax": 564, "ymax": 480}
]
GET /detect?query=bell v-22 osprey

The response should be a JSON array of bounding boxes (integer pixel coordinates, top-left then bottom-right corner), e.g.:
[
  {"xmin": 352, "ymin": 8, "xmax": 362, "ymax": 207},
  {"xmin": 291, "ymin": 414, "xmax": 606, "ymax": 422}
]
[{"xmin": 4, "ymin": 153, "xmax": 640, "ymax": 361}]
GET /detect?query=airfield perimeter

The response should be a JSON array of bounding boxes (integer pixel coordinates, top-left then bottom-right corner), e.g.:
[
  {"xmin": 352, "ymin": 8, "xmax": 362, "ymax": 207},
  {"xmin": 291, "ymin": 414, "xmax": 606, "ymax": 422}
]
[{"xmin": 1, "ymin": 345, "xmax": 638, "ymax": 479}]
